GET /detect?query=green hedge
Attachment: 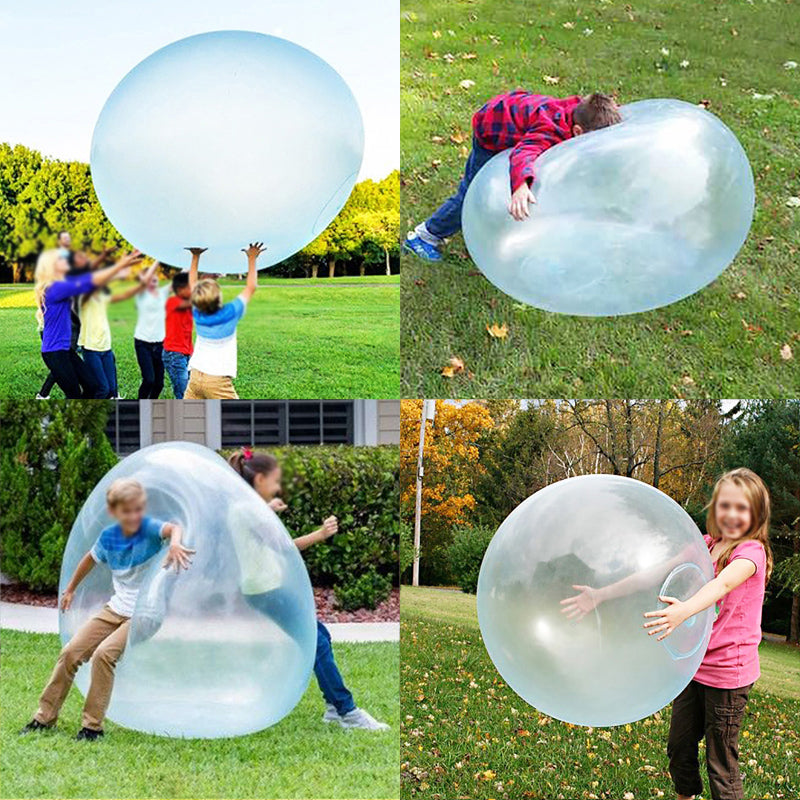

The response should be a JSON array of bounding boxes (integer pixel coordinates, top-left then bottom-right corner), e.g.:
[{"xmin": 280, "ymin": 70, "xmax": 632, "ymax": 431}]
[
  {"xmin": 223, "ymin": 445, "xmax": 399, "ymax": 609},
  {"xmin": 446, "ymin": 526, "xmax": 496, "ymax": 594}
]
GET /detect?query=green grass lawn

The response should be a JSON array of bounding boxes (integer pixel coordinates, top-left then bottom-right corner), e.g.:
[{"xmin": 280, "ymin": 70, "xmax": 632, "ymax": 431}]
[
  {"xmin": 0, "ymin": 276, "xmax": 400, "ymax": 399},
  {"xmin": 400, "ymin": 0, "xmax": 800, "ymax": 398},
  {"xmin": 400, "ymin": 586, "xmax": 800, "ymax": 800},
  {"xmin": 0, "ymin": 629, "xmax": 399, "ymax": 799}
]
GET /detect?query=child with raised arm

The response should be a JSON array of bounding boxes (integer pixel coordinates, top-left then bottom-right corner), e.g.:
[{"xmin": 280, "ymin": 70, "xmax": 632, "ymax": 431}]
[
  {"xmin": 183, "ymin": 244, "xmax": 264, "ymax": 399},
  {"xmin": 403, "ymin": 92, "xmax": 621, "ymax": 261},
  {"xmin": 162, "ymin": 272, "xmax": 194, "ymax": 399},
  {"xmin": 133, "ymin": 262, "xmax": 170, "ymax": 399},
  {"xmin": 20, "ymin": 479, "xmax": 193, "ymax": 741}
]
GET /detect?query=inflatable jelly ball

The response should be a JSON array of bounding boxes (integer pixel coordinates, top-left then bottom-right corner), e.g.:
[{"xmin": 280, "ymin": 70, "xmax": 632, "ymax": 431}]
[
  {"xmin": 59, "ymin": 441, "xmax": 316, "ymax": 738},
  {"xmin": 462, "ymin": 99, "xmax": 754, "ymax": 315},
  {"xmin": 90, "ymin": 31, "xmax": 364, "ymax": 273},
  {"xmin": 477, "ymin": 475, "xmax": 714, "ymax": 727}
]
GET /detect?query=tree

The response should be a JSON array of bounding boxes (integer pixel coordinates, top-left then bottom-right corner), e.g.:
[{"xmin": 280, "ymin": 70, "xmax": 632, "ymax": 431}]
[{"xmin": 0, "ymin": 400, "xmax": 119, "ymax": 590}]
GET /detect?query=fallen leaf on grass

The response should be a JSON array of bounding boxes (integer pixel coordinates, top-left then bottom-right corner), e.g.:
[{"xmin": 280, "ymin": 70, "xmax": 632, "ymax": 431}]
[
  {"xmin": 742, "ymin": 319, "xmax": 763, "ymax": 333},
  {"xmin": 459, "ymin": 79, "xmax": 476, "ymax": 89},
  {"xmin": 486, "ymin": 322, "xmax": 509, "ymax": 339},
  {"xmin": 492, "ymin": 59, "xmax": 500, "ymax": 76},
  {"xmin": 780, "ymin": 344, "xmax": 794, "ymax": 361},
  {"xmin": 431, "ymin": 135, "xmax": 445, "ymax": 144},
  {"xmin": 543, "ymin": 75, "xmax": 560, "ymax": 85},
  {"xmin": 697, "ymin": 99, "xmax": 711, "ymax": 109},
  {"xmin": 450, "ymin": 127, "xmax": 467, "ymax": 144},
  {"xmin": 432, "ymin": 30, "xmax": 442, "ymax": 39},
  {"xmin": 680, "ymin": 329, "xmax": 693, "ymax": 336},
  {"xmin": 786, "ymin": 197, "xmax": 800, "ymax": 208},
  {"xmin": 441, "ymin": 356, "xmax": 466, "ymax": 378},
  {"xmin": 681, "ymin": 375, "xmax": 695, "ymax": 387},
  {"xmin": 732, "ymin": 291, "xmax": 747, "ymax": 300}
]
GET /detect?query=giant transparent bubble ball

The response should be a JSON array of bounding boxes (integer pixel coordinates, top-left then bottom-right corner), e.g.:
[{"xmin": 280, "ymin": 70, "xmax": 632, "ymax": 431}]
[
  {"xmin": 91, "ymin": 31, "xmax": 364, "ymax": 273},
  {"xmin": 59, "ymin": 441, "xmax": 316, "ymax": 738},
  {"xmin": 462, "ymin": 99, "xmax": 754, "ymax": 315},
  {"xmin": 477, "ymin": 475, "xmax": 714, "ymax": 727}
]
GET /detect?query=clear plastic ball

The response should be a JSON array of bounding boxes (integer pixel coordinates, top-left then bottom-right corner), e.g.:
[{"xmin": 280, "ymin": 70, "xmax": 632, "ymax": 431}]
[
  {"xmin": 477, "ymin": 475, "xmax": 714, "ymax": 727},
  {"xmin": 461, "ymin": 99, "xmax": 754, "ymax": 315},
  {"xmin": 90, "ymin": 31, "xmax": 364, "ymax": 273},
  {"xmin": 59, "ymin": 441, "xmax": 316, "ymax": 738}
]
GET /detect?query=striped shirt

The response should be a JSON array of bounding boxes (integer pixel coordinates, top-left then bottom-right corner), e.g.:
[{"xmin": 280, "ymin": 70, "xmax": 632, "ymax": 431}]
[{"xmin": 188, "ymin": 297, "xmax": 246, "ymax": 378}]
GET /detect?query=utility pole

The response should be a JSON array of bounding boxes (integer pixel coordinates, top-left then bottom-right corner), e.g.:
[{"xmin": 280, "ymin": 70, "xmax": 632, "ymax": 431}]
[{"xmin": 412, "ymin": 399, "xmax": 435, "ymax": 586}]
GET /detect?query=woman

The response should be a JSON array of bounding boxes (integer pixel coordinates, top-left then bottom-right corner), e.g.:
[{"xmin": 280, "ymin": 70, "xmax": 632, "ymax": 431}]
[
  {"xmin": 34, "ymin": 248, "xmax": 142, "ymax": 398},
  {"xmin": 133, "ymin": 264, "xmax": 171, "ymax": 398}
]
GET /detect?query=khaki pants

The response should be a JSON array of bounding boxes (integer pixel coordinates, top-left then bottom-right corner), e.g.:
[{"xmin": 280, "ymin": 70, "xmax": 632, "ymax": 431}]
[
  {"xmin": 184, "ymin": 369, "xmax": 239, "ymax": 399},
  {"xmin": 35, "ymin": 606, "xmax": 129, "ymax": 731}
]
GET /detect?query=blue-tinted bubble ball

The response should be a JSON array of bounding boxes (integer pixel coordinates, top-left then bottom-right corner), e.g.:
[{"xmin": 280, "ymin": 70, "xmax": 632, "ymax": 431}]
[
  {"xmin": 91, "ymin": 31, "xmax": 364, "ymax": 273},
  {"xmin": 477, "ymin": 475, "xmax": 714, "ymax": 727},
  {"xmin": 461, "ymin": 99, "xmax": 754, "ymax": 315},
  {"xmin": 59, "ymin": 441, "xmax": 317, "ymax": 738}
]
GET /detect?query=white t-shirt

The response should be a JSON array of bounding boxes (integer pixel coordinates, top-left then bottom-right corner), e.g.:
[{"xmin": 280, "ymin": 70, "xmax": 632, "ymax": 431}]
[
  {"xmin": 134, "ymin": 286, "xmax": 170, "ymax": 342},
  {"xmin": 188, "ymin": 297, "xmax": 246, "ymax": 378}
]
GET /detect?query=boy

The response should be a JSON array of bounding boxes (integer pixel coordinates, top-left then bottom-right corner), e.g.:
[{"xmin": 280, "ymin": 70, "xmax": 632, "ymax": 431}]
[
  {"xmin": 21, "ymin": 479, "xmax": 193, "ymax": 740},
  {"xmin": 183, "ymin": 243, "xmax": 265, "ymax": 399},
  {"xmin": 162, "ymin": 272, "xmax": 194, "ymax": 399},
  {"xmin": 404, "ymin": 92, "xmax": 622, "ymax": 261}
]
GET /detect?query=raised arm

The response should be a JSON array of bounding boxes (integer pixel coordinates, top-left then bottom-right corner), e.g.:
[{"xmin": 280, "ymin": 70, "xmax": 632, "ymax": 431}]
[
  {"xmin": 184, "ymin": 247, "xmax": 207, "ymax": 292},
  {"xmin": 60, "ymin": 552, "xmax": 96, "ymax": 611},
  {"xmin": 91, "ymin": 250, "xmax": 143, "ymax": 288},
  {"xmin": 239, "ymin": 242, "xmax": 266, "ymax": 304},
  {"xmin": 294, "ymin": 516, "xmax": 338, "ymax": 551},
  {"xmin": 110, "ymin": 262, "xmax": 156, "ymax": 304},
  {"xmin": 90, "ymin": 246, "xmax": 115, "ymax": 270},
  {"xmin": 161, "ymin": 522, "xmax": 195, "ymax": 572}
]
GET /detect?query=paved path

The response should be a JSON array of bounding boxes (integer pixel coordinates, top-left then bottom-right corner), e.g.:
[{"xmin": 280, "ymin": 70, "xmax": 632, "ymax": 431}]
[{"xmin": 0, "ymin": 602, "xmax": 398, "ymax": 643}]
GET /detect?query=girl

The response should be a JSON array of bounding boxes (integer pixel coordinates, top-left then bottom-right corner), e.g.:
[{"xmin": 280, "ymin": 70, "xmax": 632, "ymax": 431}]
[
  {"xmin": 644, "ymin": 468, "xmax": 771, "ymax": 800},
  {"xmin": 228, "ymin": 448, "xmax": 390, "ymax": 731},
  {"xmin": 34, "ymin": 248, "xmax": 142, "ymax": 399},
  {"xmin": 78, "ymin": 259, "xmax": 156, "ymax": 398},
  {"xmin": 133, "ymin": 263, "xmax": 170, "ymax": 399}
]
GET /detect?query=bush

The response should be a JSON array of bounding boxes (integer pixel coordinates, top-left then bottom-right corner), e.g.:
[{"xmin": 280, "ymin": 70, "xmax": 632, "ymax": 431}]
[
  {"xmin": 0, "ymin": 401, "xmax": 119, "ymax": 591},
  {"xmin": 446, "ymin": 526, "xmax": 495, "ymax": 594},
  {"xmin": 222, "ymin": 445, "xmax": 399, "ymax": 597},
  {"xmin": 334, "ymin": 566, "xmax": 393, "ymax": 611}
]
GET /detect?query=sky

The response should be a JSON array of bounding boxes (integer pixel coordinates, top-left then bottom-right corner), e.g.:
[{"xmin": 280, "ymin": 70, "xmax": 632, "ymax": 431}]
[{"xmin": 0, "ymin": 0, "xmax": 398, "ymax": 180}]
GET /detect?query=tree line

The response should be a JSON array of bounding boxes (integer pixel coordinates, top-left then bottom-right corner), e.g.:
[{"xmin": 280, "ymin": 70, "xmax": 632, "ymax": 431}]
[
  {"xmin": 0, "ymin": 142, "xmax": 399, "ymax": 281},
  {"xmin": 400, "ymin": 399, "xmax": 800, "ymax": 641}
]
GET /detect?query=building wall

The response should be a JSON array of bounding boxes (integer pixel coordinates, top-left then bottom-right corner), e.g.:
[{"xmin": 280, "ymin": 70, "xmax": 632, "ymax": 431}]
[
  {"xmin": 150, "ymin": 400, "xmax": 208, "ymax": 445},
  {"xmin": 377, "ymin": 400, "xmax": 400, "ymax": 445}
]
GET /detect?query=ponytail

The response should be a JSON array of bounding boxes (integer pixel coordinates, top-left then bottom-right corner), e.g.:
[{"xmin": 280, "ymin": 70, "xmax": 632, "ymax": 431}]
[{"xmin": 228, "ymin": 447, "xmax": 279, "ymax": 486}]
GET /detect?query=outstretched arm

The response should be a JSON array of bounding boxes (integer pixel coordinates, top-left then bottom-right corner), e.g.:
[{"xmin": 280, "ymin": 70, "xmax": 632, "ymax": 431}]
[
  {"xmin": 185, "ymin": 248, "xmax": 207, "ymax": 292},
  {"xmin": 643, "ymin": 558, "xmax": 757, "ymax": 641},
  {"xmin": 294, "ymin": 516, "xmax": 338, "ymax": 551},
  {"xmin": 60, "ymin": 552, "xmax": 96, "ymax": 611},
  {"xmin": 110, "ymin": 262, "xmax": 156, "ymax": 303},
  {"xmin": 91, "ymin": 251, "xmax": 143, "ymax": 288},
  {"xmin": 161, "ymin": 522, "xmax": 194, "ymax": 572},
  {"xmin": 90, "ymin": 247, "xmax": 115, "ymax": 269},
  {"xmin": 239, "ymin": 242, "xmax": 266, "ymax": 304}
]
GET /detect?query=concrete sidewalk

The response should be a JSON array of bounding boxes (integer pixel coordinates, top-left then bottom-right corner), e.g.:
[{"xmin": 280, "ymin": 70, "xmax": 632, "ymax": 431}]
[{"xmin": 0, "ymin": 601, "xmax": 399, "ymax": 643}]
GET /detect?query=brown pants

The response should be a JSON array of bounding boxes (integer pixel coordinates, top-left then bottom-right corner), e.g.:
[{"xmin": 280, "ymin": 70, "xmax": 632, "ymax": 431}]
[
  {"xmin": 184, "ymin": 369, "xmax": 239, "ymax": 399},
  {"xmin": 668, "ymin": 680, "xmax": 753, "ymax": 800},
  {"xmin": 35, "ymin": 606, "xmax": 129, "ymax": 731}
]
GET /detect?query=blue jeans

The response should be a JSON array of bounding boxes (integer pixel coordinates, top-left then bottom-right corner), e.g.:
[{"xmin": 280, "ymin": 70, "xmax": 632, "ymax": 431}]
[
  {"xmin": 162, "ymin": 350, "xmax": 190, "ymax": 399},
  {"xmin": 315, "ymin": 621, "xmax": 355, "ymax": 716},
  {"xmin": 134, "ymin": 339, "xmax": 164, "ymax": 399},
  {"xmin": 424, "ymin": 136, "xmax": 496, "ymax": 241},
  {"xmin": 80, "ymin": 349, "xmax": 118, "ymax": 398}
]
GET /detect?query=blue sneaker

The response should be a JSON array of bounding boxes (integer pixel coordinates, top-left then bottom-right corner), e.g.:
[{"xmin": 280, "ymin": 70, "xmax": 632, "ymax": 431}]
[{"xmin": 403, "ymin": 234, "xmax": 442, "ymax": 262}]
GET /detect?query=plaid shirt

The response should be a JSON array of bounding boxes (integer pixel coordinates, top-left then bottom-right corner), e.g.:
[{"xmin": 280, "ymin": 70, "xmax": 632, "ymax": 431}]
[{"xmin": 472, "ymin": 92, "xmax": 582, "ymax": 191}]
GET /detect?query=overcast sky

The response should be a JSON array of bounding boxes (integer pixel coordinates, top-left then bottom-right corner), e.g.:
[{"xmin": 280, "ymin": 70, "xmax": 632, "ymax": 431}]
[{"xmin": 0, "ymin": 0, "xmax": 398, "ymax": 180}]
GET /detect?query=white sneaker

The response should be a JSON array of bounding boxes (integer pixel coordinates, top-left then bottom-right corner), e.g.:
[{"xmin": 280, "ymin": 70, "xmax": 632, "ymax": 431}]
[
  {"xmin": 35, "ymin": 393, "xmax": 49, "ymax": 400},
  {"xmin": 338, "ymin": 708, "xmax": 390, "ymax": 731},
  {"xmin": 322, "ymin": 704, "xmax": 340, "ymax": 724}
]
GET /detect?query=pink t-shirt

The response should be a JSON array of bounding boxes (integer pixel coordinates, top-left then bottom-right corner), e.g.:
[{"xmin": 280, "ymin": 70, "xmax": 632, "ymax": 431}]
[{"xmin": 694, "ymin": 535, "xmax": 766, "ymax": 689}]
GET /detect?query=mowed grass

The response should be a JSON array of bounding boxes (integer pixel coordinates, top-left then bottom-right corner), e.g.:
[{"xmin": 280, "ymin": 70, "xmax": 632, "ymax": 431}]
[
  {"xmin": 0, "ymin": 276, "xmax": 400, "ymax": 398},
  {"xmin": 400, "ymin": 0, "xmax": 800, "ymax": 398},
  {"xmin": 0, "ymin": 629, "xmax": 399, "ymax": 799},
  {"xmin": 400, "ymin": 586, "xmax": 800, "ymax": 800}
]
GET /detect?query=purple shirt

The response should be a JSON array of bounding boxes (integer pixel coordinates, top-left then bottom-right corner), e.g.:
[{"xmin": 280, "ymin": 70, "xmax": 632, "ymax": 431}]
[{"xmin": 41, "ymin": 273, "xmax": 94, "ymax": 352}]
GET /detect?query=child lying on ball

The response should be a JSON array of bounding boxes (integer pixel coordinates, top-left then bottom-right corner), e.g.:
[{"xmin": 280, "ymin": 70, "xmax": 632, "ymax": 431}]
[
  {"xmin": 20, "ymin": 479, "xmax": 193, "ymax": 741},
  {"xmin": 404, "ymin": 91, "xmax": 621, "ymax": 261},
  {"xmin": 183, "ymin": 244, "xmax": 265, "ymax": 399}
]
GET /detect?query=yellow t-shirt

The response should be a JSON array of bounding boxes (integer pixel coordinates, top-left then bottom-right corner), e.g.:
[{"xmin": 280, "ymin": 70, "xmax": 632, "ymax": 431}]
[{"xmin": 78, "ymin": 292, "xmax": 112, "ymax": 351}]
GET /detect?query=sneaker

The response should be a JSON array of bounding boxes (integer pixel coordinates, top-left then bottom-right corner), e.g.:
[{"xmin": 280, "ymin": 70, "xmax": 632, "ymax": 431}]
[
  {"xmin": 338, "ymin": 708, "xmax": 390, "ymax": 731},
  {"xmin": 402, "ymin": 234, "xmax": 442, "ymax": 262},
  {"xmin": 35, "ymin": 394, "xmax": 49, "ymax": 400},
  {"xmin": 322, "ymin": 704, "xmax": 340, "ymax": 724},
  {"xmin": 20, "ymin": 719, "xmax": 53, "ymax": 735},
  {"xmin": 75, "ymin": 727, "xmax": 104, "ymax": 741}
]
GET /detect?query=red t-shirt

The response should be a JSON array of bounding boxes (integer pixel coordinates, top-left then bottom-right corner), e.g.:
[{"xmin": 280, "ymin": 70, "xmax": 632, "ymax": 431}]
[{"xmin": 163, "ymin": 296, "xmax": 193, "ymax": 355}]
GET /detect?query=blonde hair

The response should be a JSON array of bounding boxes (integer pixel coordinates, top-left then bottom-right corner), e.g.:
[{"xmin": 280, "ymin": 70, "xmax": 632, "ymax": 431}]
[
  {"xmin": 191, "ymin": 278, "xmax": 222, "ymax": 314},
  {"xmin": 33, "ymin": 249, "xmax": 65, "ymax": 330},
  {"xmin": 106, "ymin": 478, "xmax": 147, "ymax": 508},
  {"xmin": 706, "ymin": 468, "xmax": 773, "ymax": 582}
]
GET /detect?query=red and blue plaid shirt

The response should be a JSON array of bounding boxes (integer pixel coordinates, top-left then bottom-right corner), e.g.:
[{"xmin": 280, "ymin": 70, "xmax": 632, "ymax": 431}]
[{"xmin": 472, "ymin": 92, "xmax": 582, "ymax": 191}]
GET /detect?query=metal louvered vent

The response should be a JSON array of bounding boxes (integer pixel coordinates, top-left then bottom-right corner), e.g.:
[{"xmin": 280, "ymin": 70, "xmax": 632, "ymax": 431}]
[
  {"xmin": 105, "ymin": 401, "xmax": 141, "ymax": 454},
  {"xmin": 221, "ymin": 401, "xmax": 354, "ymax": 446}
]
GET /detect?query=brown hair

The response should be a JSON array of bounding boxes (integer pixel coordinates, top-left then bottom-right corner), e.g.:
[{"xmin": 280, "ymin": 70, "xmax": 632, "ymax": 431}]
[
  {"xmin": 106, "ymin": 478, "xmax": 147, "ymax": 508},
  {"xmin": 191, "ymin": 278, "xmax": 222, "ymax": 314},
  {"xmin": 573, "ymin": 93, "xmax": 622, "ymax": 131},
  {"xmin": 228, "ymin": 448, "xmax": 279, "ymax": 487},
  {"xmin": 705, "ymin": 468, "xmax": 773, "ymax": 582}
]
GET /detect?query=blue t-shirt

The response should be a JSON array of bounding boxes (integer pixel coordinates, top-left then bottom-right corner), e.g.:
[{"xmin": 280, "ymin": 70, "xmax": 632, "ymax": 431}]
[
  {"xmin": 41, "ymin": 273, "xmax": 94, "ymax": 352},
  {"xmin": 90, "ymin": 516, "xmax": 166, "ymax": 616},
  {"xmin": 188, "ymin": 297, "xmax": 246, "ymax": 377}
]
